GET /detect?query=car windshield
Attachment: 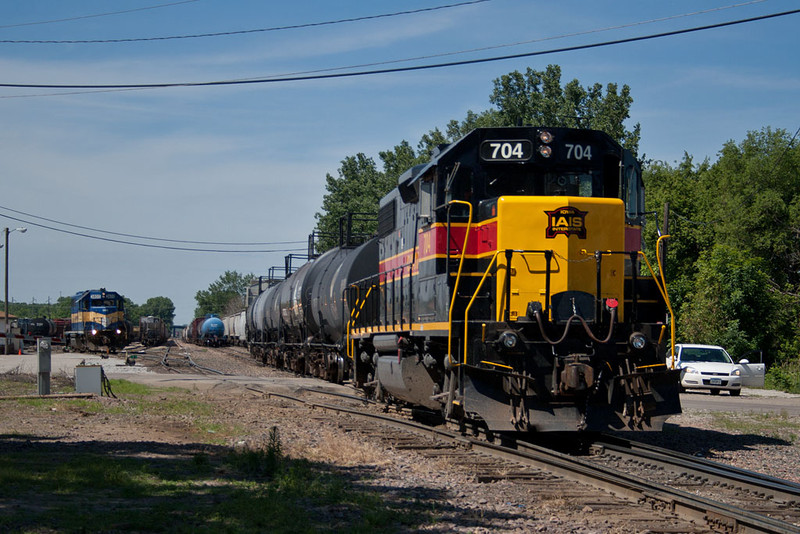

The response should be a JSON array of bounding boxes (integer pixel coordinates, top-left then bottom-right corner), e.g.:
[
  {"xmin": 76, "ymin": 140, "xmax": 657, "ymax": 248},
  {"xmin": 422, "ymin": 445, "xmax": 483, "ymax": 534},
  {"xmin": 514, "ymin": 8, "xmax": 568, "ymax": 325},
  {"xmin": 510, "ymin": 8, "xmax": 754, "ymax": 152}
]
[{"xmin": 680, "ymin": 347, "xmax": 732, "ymax": 364}]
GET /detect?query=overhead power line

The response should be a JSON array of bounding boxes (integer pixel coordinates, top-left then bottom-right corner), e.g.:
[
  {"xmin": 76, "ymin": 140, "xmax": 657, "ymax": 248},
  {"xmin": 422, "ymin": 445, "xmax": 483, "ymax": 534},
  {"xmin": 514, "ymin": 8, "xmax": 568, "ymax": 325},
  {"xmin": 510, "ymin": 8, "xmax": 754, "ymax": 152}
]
[
  {"xmin": 0, "ymin": 1, "xmax": 200, "ymax": 30},
  {"xmin": 0, "ymin": 204, "xmax": 304, "ymax": 246},
  {"xmin": 2, "ymin": 8, "xmax": 798, "ymax": 90},
  {"xmin": 230, "ymin": 1, "xmax": 774, "ymax": 86},
  {"xmin": 0, "ymin": 0, "xmax": 490, "ymax": 43},
  {"xmin": 0, "ymin": 212, "xmax": 306, "ymax": 254}
]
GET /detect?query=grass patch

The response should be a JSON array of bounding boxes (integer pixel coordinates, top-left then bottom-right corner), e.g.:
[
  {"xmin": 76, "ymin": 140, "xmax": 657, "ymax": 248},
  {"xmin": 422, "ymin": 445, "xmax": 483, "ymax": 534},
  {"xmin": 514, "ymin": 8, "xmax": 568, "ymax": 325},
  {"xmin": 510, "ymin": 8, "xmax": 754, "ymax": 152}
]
[
  {"xmin": 0, "ymin": 372, "xmax": 75, "ymax": 396},
  {"xmin": 0, "ymin": 432, "xmax": 427, "ymax": 533},
  {"xmin": 0, "ymin": 375, "xmax": 435, "ymax": 532},
  {"xmin": 714, "ymin": 411, "xmax": 800, "ymax": 443}
]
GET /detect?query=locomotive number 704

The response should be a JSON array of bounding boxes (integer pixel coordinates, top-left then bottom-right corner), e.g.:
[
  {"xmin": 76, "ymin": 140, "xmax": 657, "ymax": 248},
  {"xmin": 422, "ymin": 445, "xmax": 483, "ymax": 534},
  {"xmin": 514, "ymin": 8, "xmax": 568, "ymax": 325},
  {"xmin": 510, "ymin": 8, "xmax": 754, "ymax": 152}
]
[
  {"xmin": 479, "ymin": 139, "xmax": 533, "ymax": 162},
  {"xmin": 566, "ymin": 143, "xmax": 592, "ymax": 160}
]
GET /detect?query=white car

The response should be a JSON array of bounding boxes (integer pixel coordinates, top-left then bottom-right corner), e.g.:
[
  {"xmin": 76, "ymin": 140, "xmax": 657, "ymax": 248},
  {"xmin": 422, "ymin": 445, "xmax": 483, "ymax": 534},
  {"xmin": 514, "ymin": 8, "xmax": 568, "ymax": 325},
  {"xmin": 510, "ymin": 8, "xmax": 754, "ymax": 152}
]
[{"xmin": 668, "ymin": 344, "xmax": 766, "ymax": 396}]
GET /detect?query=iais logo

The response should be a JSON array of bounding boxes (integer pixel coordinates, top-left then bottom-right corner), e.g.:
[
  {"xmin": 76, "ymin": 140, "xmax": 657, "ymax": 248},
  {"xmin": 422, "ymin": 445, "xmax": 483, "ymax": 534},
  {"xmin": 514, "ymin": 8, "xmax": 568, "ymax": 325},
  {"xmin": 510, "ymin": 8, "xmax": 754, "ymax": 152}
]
[{"xmin": 545, "ymin": 206, "xmax": 587, "ymax": 239}]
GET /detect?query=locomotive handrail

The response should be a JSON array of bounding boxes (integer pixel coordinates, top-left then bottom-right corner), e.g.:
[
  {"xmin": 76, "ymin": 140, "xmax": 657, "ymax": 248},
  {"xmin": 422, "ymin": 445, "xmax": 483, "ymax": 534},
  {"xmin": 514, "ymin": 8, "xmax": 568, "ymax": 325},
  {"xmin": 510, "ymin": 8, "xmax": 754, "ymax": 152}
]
[
  {"xmin": 642, "ymin": 234, "xmax": 675, "ymax": 364},
  {"xmin": 462, "ymin": 250, "xmax": 502, "ymax": 366},
  {"xmin": 346, "ymin": 283, "xmax": 376, "ymax": 361},
  {"xmin": 446, "ymin": 200, "xmax": 473, "ymax": 367},
  {"xmin": 345, "ymin": 284, "xmax": 361, "ymax": 362}
]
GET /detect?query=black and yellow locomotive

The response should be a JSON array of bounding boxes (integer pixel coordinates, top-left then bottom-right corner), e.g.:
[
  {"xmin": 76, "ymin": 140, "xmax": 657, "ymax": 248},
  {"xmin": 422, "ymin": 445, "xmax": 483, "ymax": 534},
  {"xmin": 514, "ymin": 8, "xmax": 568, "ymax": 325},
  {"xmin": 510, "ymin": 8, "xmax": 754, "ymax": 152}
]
[{"xmin": 249, "ymin": 126, "xmax": 681, "ymax": 433}]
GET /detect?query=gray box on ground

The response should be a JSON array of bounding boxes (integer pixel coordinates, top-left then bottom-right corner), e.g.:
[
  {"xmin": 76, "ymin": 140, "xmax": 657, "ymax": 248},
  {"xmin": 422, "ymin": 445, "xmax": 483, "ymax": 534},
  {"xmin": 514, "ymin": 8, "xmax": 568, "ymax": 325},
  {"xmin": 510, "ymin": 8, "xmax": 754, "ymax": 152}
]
[{"xmin": 75, "ymin": 365, "xmax": 102, "ymax": 395}]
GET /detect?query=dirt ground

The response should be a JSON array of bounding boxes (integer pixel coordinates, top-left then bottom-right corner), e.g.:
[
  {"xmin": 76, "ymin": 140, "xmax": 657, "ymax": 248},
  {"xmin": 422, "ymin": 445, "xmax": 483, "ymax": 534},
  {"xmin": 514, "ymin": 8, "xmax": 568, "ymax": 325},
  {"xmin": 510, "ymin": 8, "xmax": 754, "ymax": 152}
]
[{"xmin": 1, "ymin": 341, "xmax": 799, "ymax": 532}]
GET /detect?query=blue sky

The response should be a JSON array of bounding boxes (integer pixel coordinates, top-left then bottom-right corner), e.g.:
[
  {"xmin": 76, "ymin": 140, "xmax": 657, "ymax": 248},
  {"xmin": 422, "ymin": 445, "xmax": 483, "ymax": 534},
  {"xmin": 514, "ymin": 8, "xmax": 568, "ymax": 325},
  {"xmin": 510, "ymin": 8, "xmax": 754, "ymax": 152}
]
[{"xmin": 1, "ymin": 0, "xmax": 798, "ymax": 324}]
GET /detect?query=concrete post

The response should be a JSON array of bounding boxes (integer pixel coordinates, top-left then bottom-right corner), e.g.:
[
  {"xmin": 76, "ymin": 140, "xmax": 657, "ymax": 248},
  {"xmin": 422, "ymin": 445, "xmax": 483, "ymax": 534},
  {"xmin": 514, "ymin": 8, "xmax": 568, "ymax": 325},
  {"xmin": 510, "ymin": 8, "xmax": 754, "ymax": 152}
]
[{"xmin": 37, "ymin": 337, "xmax": 51, "ymax": 396}]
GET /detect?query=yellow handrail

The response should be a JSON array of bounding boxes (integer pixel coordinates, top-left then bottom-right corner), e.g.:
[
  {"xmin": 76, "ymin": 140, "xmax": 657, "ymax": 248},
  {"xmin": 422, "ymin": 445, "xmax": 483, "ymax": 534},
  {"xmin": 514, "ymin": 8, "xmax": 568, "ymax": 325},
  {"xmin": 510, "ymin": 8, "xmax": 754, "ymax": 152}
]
[
  {"xmin": 446, "ymin": 200, "xmax": 473, "ymax": 366},
  {"xmin": 463, "ymin": 250, "xmax": 502, "ymax": 365},
  {"xmin": 346, "ymin": 284, "xmax": 374, "ymax": 361},
  {"xmin": 638, "ymin": 234, "xmax": 675, "ymax": 366}
]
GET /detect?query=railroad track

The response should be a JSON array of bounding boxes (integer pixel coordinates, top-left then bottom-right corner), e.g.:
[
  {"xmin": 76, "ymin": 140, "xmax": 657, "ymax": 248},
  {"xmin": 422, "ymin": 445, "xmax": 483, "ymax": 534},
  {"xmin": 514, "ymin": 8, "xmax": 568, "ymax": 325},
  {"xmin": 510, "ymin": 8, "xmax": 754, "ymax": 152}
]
[
  {"xmin": 124, "ymin": 342, "xmax": 229, "ymax": 376},
  {"xmin": 586, "ymin": 434, "xmax": 800, "ymax": 527},
  {"xmin": 249, "ymin": 387, "xmax": 800, "ymax": 534}
]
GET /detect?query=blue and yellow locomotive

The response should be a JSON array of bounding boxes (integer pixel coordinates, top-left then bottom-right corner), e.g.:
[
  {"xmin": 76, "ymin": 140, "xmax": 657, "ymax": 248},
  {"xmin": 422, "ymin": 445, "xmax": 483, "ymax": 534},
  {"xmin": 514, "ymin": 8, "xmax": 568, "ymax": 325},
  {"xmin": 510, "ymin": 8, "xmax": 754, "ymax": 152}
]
[{"xmin": 66, "ymin": 288, "xmax": 129, "ymax": 353}]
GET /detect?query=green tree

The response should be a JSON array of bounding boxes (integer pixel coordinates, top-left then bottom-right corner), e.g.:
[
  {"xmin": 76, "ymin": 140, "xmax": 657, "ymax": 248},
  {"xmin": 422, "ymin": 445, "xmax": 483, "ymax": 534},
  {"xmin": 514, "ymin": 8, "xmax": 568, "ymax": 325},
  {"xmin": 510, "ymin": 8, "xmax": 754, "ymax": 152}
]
[
  {"xmin": 50, "ymin": 296, "xmax": 72, "ymax": 318},
  {"xmin": 124, "ymin": 298, "xmax": 141, "ymax": 324},
  {"xmin": 314, "ymin": 154, "xmax": 395, "ymax": 252},
  {"xmin": 490, "ymin": 64, "xmax": 640, "ymax": 154},
  {"xmin": 8, "ymin": 296, "xmax": 71, "ymax": 319},
  {"xmin": 644, "ymin": 127, "xmax": 800, "ymax": 369},
  {"xmin": 698, "ymin": 128, "xmax": 800, "ymax": 288},
  {"xmin": 642, "ymin": 155, "xmax": 711, "ymax": 315},
  {"xmin": 679, "ymin": 245, "xmax": 778, "ymax": 358},
  {"xmin": 194, "ymin": 271, "xmax": 254, "ymax": 318},
  {"xmin": 139, "ymin": 296, "xmax": 176, "ymax": 327}
]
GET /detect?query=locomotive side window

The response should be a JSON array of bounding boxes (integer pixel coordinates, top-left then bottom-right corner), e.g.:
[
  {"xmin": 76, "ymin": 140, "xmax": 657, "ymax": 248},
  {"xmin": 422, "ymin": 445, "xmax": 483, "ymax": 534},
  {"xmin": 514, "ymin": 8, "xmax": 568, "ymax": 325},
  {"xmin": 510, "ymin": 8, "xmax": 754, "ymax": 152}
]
[
  {"xmin": 377, "ymin": 199, "xmax": 396, "ymax": 237},
  {"xmin": 419, "ymin": 179, "xmax": 433, "ymax": 223},
  {"xmin": 624, "ymin": 164, "xmax": 644, "ymax": 223}
]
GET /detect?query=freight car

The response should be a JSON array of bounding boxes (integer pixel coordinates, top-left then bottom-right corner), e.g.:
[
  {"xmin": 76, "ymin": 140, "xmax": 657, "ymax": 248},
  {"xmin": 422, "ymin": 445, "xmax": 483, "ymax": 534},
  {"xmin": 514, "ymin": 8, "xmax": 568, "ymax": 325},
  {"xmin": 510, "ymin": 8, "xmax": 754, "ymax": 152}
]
[
  {"xmin": 65, "ymin": 288, "xmax": 129, "ymax": 353},
  {"xmin": 182, "ymin": 317, "xmax": 204, "ymax": 344},
  {"xmin": 222, "ymin": 311, "xmax": 246, "ymax": 346},
  {"xmin": 17, "ymin": 317, "xmax": 56, "ymax": 339},
  {"xmin": 248, "ymin": 126, "xmax": 682, "ymax": 433},
  {"xmin": 200, "ymin": 315, "xmax": 224, "ymax": 346},
  {"xmin": 184, "ymin": 315, "xmax": 225, "ymax": 347},
  {"xmin": 140, "ymin": 316, "xmax": 168, "ymax": 347}
]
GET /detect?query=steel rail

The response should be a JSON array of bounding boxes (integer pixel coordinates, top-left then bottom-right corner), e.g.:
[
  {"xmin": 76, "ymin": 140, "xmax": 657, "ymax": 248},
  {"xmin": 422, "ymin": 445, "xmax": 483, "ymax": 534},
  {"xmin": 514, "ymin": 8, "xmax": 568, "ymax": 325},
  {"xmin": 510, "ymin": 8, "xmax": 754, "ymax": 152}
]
[
  {"xmin": 512, "ymin": 439, "xmax": 799, "ymax": 534},
  {"xmin": 596, "ymin": 434, "xmax": 800, "ymax": 505},
  {"xmin": 255, "ymin": 389, "xmax": 800, "ymax": 534}
]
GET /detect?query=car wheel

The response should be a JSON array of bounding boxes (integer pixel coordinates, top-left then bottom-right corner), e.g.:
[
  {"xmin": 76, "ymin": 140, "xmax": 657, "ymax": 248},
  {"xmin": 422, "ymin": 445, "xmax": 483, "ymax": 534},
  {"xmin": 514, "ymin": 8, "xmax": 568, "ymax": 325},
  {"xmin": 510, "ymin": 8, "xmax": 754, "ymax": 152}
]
[
  {"xmin": 709, "ymin": 389, "xmax": 720, "ymax": 395},
  {"xmin": 730, "ymin": 389, "xmax": 741, "ymax": 396}
]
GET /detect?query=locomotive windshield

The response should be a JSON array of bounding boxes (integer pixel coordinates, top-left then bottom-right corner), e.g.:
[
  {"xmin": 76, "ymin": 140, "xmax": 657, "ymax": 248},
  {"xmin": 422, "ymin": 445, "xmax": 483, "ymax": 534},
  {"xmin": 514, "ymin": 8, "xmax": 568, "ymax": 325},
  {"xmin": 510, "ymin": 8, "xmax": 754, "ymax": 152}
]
[
  {"xmin": 91, "ymin": 297, "xmax": 121, "ymax": 308},
  {"xmin": 483, "ymin": 168, "xmax": 606, "ymax": 199}
]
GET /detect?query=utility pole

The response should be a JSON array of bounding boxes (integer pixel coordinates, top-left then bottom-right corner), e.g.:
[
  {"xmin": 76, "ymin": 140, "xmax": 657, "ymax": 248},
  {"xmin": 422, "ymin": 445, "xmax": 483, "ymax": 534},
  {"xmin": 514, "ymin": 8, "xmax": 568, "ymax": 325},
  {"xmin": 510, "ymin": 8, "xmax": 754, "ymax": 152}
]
[{"xmin": 4, "ymin": 227, "xmax": 27, "ymax": 354}]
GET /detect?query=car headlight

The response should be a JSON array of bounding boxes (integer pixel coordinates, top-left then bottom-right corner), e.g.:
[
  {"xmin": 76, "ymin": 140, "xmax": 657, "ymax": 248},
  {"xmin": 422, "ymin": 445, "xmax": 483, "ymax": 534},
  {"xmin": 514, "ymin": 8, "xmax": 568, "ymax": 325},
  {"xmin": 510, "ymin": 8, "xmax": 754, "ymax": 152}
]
[
  {"xmin": 684, "ymin": 366, "xmax": 698, "ymax": 374},
  {"xmin": 732, "ymin": 368, "xmax": 741, "ymax": 376}
]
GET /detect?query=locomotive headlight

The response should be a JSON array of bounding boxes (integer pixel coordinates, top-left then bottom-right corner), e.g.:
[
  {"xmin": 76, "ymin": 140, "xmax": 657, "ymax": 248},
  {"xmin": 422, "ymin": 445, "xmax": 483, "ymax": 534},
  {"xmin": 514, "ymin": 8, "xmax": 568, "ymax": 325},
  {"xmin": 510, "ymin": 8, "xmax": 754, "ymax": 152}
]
[
  {"xmin": 538, "ymin": 145, "xmax": 552, "ymax": 158},
  {"xmin": 538, "ymin": 130, "xmax": 553, "ymax": 143},
  {"xmin": 629, "ymin": 332, "xmax": 647, "ymax": 350},
  {"xmin": 499, "ymin": 331, "xmax": 519, "ymax": 349},
  {"xmin": 115, "ymin": 328, "xmax": 122, "ymax": 335},
  {"xmin": 91, "ymin": 329, "xmax": 98, "ymax": 336}
]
